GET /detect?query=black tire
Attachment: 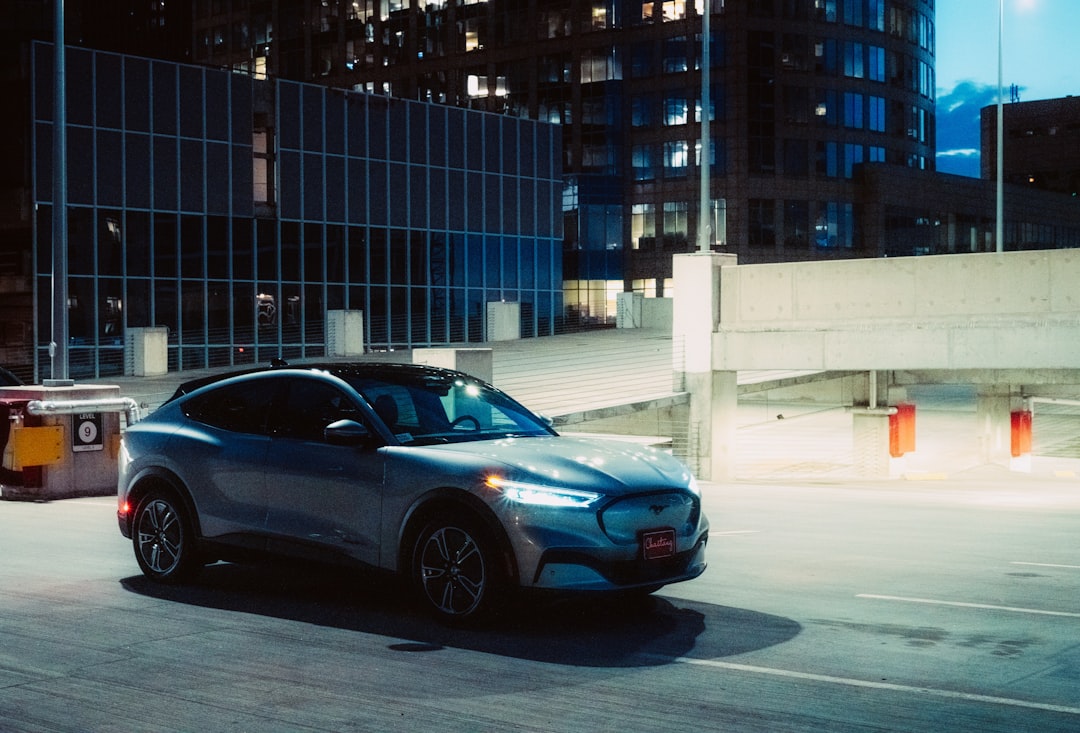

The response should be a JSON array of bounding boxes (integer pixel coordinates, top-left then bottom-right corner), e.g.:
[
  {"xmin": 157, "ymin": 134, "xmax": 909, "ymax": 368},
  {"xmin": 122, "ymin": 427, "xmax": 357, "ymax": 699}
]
[
  {"xmin": 132, "ymin": 489, "xmax": 199, "ymax": 583},
  {"xmin": 412, "ymin": 510, "xmax": 501, "ymax": 623}
]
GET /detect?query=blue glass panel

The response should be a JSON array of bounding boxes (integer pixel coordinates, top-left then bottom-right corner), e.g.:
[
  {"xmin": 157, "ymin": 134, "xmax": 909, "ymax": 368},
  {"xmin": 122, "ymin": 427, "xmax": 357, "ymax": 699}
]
[
  {"xmin": 325, "ymin": 156, "xmax": 345, "ymax": 222},
  {"xmin": 205, "ymin": 72, "xmax": 229, "ymax": 141},
  {"xmin": 152, "ymin": 62, "xmax": 177, "ymax": 134},
  {"xmin": 304, "ymin": 153, "xmax": 324, "ymax": 221},
  {"xmin": 278, "ymin": 150, "xmax": 301, "ymax": 219},
  {"xmin": 180, "ymin": 139, "xmax": 204, "ymax": 212},
  {"xmin": 206, "ymin": 143, "xmax": 229, "ymax": 215},
  {"xmin": 95, "ymin": 53, "xmax": 122, "ymax": 130},
  {"xmin": 96, "ymin": 129, "xmax": 122, "ymax": 207},
  {"xmin": 347, "ymin": 158, "xmax": 366, "ymax": 224},
  {"xmin": 153, "ymin": 136, "xmax": 177, "ymax": 209}
]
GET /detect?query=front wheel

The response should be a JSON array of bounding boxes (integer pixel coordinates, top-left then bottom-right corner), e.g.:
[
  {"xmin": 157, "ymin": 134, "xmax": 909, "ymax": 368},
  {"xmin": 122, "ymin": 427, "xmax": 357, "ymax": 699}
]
[
  {"xmin": 412, "ymin": 511, "xmax": 501, "ymax": 623},
  {"xmin": 132, "ymin": 489, "xmax": 199, "ymax": 583}
]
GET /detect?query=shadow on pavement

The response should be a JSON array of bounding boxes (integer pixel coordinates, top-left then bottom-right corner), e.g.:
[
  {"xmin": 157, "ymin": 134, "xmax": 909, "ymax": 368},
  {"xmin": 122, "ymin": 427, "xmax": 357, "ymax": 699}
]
[{"xmin": 120, "ymin": 561, "xmax": 800, "ymax": 668}]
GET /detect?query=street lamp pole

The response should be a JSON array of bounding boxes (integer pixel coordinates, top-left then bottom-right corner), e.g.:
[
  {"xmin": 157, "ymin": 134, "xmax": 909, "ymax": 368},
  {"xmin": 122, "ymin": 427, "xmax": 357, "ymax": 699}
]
[
  {"xmin": 51, "ymin": 0, "xmax": 70, "ymax": 380},
  {"xmin": 995, "ymin": 0, "xmax": 1004, "ymax": 254},
  {"xmin": 698, "ymin": 1, "xmax": 711, "ymax": 252}
]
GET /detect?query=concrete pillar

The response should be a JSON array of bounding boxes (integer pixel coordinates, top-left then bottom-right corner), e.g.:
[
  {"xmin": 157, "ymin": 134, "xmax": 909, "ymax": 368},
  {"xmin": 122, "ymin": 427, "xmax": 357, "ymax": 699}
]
[
  {"xmin": 851, "ymin": 407, "xmax": 896, "ymax": 478},
  {"xmin": 847, "ymin": 370, "xmax": 900, "ymax": 478},
  {"xmin": 485, "ymin": 302, "xmax": 520, "ymax": 341},
  {"xmin": 616, "ymin": 292, "xmax": 643, "ymax": 328},
  {"xmin": 326, "ymin": 310, "xmax": 365, "ymax": 357},
  {"xmin": 976, "ymin": 384, "xmax": 1021, "ymax": 467},
  {"xmin": 413, "ymin": 348, "xmax": 493, "ymax": 383},
  {"xmin": 683, "ymin": 369, "xmax": 737, "ymax": 482},
  {"xmin": 672, "ymin": 252, "xmax": 737, "ymax": 481},
  {"xmin": 125, "ymin": 327, "xmax": 169, "ymax": 377}
]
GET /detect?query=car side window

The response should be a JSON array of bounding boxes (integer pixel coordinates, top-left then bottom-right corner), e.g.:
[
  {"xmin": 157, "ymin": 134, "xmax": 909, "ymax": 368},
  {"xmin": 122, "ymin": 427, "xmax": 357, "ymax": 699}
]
[
  {"xmin": 362, "ymin": 385, "xmax": 421, "ymax": 433},
  {"xmin": 272, "ymin": 377, "xmax": 361, "ymax": 442},
  {"xmin": 182, "ymin": 379, "xmax": 277, "ymax": 435}
]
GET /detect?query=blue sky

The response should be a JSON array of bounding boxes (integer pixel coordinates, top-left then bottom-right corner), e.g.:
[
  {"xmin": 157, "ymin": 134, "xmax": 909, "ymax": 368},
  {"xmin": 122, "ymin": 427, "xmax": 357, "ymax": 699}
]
[{"xmin": 935, "ymin": 0, "xmax": 1080, "ymax": 177}]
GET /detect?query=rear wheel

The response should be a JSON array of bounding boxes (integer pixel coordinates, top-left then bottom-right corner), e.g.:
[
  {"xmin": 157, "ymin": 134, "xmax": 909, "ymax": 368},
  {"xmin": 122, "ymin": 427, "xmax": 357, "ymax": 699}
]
[
  {"xmin": 132, "ymin": 489, "xmax": 199, "ymax": 583},
  {"xmin": 412, "ymin": 511, "xmax": 501, "ymax": 623}
]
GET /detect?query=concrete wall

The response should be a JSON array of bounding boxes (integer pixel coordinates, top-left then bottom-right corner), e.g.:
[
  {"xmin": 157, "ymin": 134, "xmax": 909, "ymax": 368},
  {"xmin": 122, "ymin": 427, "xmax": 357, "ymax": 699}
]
[
  {"xmin": 642, "ymin": 297, "xmax": 673, "ymax": 330},
  {"xmin": 715, "ymin": 249, "xmax": 1080, "ymax": 371}
]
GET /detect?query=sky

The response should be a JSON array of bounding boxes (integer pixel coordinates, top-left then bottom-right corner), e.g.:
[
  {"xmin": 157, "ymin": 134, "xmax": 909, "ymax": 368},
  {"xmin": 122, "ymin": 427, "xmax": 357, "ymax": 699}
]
[{"xmin": 934, "ymin": 0, "xmax": 1080, "ymax": 177}]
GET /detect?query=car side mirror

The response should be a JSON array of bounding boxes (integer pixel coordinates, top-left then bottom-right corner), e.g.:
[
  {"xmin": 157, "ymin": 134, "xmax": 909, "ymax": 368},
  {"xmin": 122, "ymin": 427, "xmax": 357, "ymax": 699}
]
[{"xmin": 324, "ymin": 419, "xmax": 374, "ymax": 446}]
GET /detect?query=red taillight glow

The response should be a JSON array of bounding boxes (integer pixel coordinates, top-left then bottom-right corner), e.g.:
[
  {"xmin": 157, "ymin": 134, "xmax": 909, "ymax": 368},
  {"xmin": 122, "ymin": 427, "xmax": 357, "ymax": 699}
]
[{"xmin": 119, "ymin": 501, "xmax": 131, "ymax": 516}]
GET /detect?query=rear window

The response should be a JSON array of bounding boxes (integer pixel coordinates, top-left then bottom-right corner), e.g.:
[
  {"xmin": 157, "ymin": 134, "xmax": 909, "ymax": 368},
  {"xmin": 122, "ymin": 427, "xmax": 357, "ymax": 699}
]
[{"xmin": 182, "ymin": 378, "xmax": 279, "ymax": 435}]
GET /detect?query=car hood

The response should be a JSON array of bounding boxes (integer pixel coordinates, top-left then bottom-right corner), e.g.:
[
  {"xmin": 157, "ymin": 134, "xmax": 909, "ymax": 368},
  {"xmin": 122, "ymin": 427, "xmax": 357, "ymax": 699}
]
[{"xmin": 413, "ymin": 435, "xmax": 696, "ymax": 494}]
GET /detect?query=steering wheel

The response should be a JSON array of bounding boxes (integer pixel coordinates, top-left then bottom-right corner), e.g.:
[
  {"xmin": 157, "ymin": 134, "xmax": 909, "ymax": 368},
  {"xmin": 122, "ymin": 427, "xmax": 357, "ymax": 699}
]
[{"xmin": 449, "ymin": 415, "xmax": 481, "ymax": 430}]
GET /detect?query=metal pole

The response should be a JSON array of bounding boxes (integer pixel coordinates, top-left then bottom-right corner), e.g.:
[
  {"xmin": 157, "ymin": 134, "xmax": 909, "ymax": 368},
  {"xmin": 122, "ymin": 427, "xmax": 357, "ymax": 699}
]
[
  {"xmin": 995, "ymin": 0, "xmax": 1004, "ymax": 254},
  {"xmin": 51, "ymin": 0, "xmax": 70, "ymax": 380},
  {"xmin": 698, "ymin": 1, "xmax": 711, "ymax": 253}
]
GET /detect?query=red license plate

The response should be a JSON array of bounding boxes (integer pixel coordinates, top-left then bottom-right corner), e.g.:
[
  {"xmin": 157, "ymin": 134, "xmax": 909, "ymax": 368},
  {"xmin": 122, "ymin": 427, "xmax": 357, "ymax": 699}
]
[{"xmin": 642, "ymin": 529, "xmax": 675, "ymax": 560}]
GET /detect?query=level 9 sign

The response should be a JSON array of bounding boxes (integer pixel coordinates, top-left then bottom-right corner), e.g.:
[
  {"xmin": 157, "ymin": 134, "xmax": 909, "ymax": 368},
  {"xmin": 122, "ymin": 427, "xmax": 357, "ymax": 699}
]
[{"xmin": 72, "ymin": 413, "xmax": 104, "ymax": 453}]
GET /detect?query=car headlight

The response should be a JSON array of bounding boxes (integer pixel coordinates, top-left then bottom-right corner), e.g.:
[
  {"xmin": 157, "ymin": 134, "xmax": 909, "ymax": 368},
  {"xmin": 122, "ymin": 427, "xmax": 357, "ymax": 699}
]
[
  {"xmin": 485, "ymin": 476, "xmax": 603, "ymax": 508},
  {"xmin": 687, "ymin": 475, "xmax": 701, "ymax": 497}
]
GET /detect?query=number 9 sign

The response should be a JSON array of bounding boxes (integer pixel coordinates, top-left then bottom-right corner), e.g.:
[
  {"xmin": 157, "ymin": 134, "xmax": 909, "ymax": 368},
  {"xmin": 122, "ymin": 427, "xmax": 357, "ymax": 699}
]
[{"xmin": 72, "ymin": 413, "xmax": 104, "ymax": 453}]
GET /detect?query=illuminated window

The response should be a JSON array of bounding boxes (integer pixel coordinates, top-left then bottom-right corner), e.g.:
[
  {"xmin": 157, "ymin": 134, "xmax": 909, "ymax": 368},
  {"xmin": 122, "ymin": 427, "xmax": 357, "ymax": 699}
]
[
  {"xmin": 631, "ymin": 203, "xmax": 656, "ymax": 249},
  {"xmin": 591, "ymin": 4, "xmax": 608, "ymax": 29},
  {"xmin": 252, "ymin": 116, "xmax": 275, "ymax": 206},
  {"xmin": 580, "ymin": 52, "xmax": 614, "ymax": 83},
  {"xmin": 663, "ymin": 96, "xmax": 688, "ymax": 126},
  {"xmin": 663, "ymin": 201, "xmax": 688, "ymax": 239},
  {"xmin": 464, "ymin": 17, "xmax": 482, "ymax": 51},
  {"xmin": 663, "ymin": 141, "xmax": 689, "ymax": 178}
]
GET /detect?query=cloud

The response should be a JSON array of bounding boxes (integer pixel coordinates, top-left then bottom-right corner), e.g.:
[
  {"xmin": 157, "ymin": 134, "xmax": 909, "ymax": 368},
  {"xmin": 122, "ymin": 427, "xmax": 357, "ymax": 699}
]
[{"xmin": 934, "ymin": 80, "xmax": 1000, "ymax": 178}]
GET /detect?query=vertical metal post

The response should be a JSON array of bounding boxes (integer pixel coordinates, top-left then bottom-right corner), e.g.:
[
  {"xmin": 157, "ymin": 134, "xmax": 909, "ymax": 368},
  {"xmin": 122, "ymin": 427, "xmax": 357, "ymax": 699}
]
[
  {"xmin": 698, "ymin": 1, "xmax": 711, "ymax": 253},
  {"xmin": 51, "ymin": 0, "xmax": 70, "ymax": 379},
  {"xmin": 995, "ymin": 0, "xmax": 1004, "ymax": 254}
]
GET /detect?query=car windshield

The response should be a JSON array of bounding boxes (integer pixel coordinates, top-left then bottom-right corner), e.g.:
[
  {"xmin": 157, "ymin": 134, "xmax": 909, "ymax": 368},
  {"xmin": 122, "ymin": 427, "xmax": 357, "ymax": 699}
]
[{"xmin": 342, "ymin": 372, "xmax": 555, "ymax": 445}]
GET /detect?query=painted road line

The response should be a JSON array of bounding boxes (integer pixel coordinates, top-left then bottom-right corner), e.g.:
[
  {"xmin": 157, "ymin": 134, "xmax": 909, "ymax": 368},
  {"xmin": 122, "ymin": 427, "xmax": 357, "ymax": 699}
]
[
  {"xmin": 857, "ymin": 594, "xmax": 1080, "ymax": 619},
  {"xmin": 653, "ymin": 656, "xmax": 1080, "ymax": 717},
  {"xmin": 1011, "ymin": 561, "xmax": 1080, "ymax": 570}
]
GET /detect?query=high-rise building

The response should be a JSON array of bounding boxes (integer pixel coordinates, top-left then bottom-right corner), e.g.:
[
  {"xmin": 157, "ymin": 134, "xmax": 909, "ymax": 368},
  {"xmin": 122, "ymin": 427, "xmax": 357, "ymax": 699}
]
[{"xmin": 186, "ymin": 0, "xmax": 937, "ymax": 319}]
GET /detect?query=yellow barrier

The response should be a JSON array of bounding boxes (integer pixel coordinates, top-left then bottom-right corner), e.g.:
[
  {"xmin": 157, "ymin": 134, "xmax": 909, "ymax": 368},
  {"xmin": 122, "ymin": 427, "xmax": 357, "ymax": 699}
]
[{"xmin": 3, "ymin": 425, "xmax": 65, "ymax": 470}]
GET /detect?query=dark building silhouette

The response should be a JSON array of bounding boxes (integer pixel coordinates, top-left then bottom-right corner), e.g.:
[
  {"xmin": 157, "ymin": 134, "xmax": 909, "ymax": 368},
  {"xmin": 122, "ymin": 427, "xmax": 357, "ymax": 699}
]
[{"xmin": 981, "ymin": 95, "xmax": 1080, "ymax": 198}]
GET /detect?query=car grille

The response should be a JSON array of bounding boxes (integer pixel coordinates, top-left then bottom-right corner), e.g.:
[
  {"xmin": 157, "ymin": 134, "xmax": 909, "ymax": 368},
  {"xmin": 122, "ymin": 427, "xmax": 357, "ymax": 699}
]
[{"xmin": 597, "ymin": 490, "xmax": 700, "ymax": 545}]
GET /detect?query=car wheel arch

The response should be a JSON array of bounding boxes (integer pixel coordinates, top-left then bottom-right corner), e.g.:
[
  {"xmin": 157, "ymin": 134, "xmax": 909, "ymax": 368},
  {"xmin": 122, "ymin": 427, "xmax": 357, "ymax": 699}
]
[
  {"xmin": 397, "ymin": 488, "xmax": 518, "ymax": 586},
  {"xmin": 125, "ymin": 469, "xmax": 202, "ymax": 539}
]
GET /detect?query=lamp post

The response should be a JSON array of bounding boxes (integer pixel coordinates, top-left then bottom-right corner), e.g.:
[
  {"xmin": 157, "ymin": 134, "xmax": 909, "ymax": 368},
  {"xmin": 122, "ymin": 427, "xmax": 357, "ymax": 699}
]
[
  {"xmin": 995, "ymin": 0, "xmax": 1004, "ymax": 253},
  {"xmin": 50, "ymin": 0, "xmax": 70, "ymax": 380},
  {"xmin": 698, "ymin": 1, "xmax": 711, "ymax": 252}
]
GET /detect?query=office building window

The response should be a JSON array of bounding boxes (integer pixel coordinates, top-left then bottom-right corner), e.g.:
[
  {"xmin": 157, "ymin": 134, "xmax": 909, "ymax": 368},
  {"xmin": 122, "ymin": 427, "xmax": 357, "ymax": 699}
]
[
  {"xmin": 784, "ymin": 200, "xmax": 809, "ymax": 248},
  {"xmin": 632, "ymin": 144, "xmax": 656, "ymax": 181},
  {"xmin": 663, "ymin": 95, "xmax": 689, "ymax": 126},
  {"xmin": 749, "ymin": 199, "xmax": 776, "ymax": 248},
  {"xmin": 631, "ymin": 203, "xmax": 656, "ymax": 250},
  {"xmin": 843, "ymin": 92, "xmax": 863, "ymax": 129},
  {"xmin": 663, "ymin": 140, "xmax": 689, "ymax": 178},
  {"xmin": 815, "ymin": 201, "xmax": 854, "ymax": 249},
  {"xmin": 663, "ymin": 200, "xmax": 688, "ymax": 247},
  {"xmin": 253, "ymin": 114, "xmax": 275, "ymax": 206}
]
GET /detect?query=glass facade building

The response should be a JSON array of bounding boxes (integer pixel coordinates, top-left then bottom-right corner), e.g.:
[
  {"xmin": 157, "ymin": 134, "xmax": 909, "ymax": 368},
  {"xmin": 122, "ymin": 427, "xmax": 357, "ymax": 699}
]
[
  {"xmin": 26, "ymin": 42, "xmax": 563, "ymax": 379},
  {"xmin": 185, "ymin": 0, "xmax": 938, "ymax": 319}
]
